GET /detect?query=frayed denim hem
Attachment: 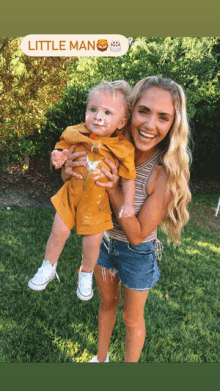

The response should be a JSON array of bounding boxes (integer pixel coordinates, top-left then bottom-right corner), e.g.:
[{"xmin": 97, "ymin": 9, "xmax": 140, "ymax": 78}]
[{"xmin": 100, "ymin": 266, "xmax": 121, "ymax": 285}]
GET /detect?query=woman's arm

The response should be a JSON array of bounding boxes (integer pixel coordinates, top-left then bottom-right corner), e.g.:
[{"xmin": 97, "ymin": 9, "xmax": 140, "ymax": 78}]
[
  {"xmin": 119, "ymin": 178, "xmax": 135, "ymax": 218},
  {"xmin": 121, "ymin": 178, "xmax": 135, "ymax": 207},
  {"xmin": 97, "ymin": 160, "xmax": 172, "ymax": 245}
]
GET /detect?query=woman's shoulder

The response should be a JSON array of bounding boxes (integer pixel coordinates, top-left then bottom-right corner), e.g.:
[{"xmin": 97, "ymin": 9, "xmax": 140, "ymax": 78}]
[
  {"xmin": 145, "ymin": 163, "xmax": 173, "ymax": 212},
  {"xmin": 147, "ymin": 162, "xmax": 169, "ymax": 196}
]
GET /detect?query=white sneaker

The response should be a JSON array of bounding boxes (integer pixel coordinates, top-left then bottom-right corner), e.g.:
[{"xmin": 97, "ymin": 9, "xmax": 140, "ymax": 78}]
[
  {"xmin": 76, "ymin": 267, "xmax": 93, "ymax": 301},
  {"xmin": 28, "ymin": 260, "xmax": 60, "ymax": 291},
  {"xmin": 89, "ymin": 353, "xmax": 110, "ymax": 363}
]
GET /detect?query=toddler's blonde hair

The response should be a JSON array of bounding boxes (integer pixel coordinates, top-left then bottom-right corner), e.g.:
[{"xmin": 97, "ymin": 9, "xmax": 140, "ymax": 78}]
[{"xmin": 87, "ymin": 80, "xmax": 132, "ymax": 118}]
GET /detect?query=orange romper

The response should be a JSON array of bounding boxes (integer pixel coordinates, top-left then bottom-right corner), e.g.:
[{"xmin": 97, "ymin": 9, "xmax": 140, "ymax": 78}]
[{"xmin": 51, "ymin": 124, "xmax": 136, "ymax": 235}]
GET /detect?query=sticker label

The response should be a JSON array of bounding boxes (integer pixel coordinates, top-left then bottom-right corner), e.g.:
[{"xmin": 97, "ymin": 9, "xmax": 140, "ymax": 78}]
[{"xmin": 20, "ymin": 35, "xmax": 129, "ymax": 57}]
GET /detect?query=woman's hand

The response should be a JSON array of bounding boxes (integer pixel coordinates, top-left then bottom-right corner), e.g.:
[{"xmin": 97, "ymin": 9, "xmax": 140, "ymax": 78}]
[
  {"xmin": 92, "ymin": 157, "xmax": 120, "ymax": 191},
  {"xmin": 63, "ymin": 144, "xmax": 87, "ymax": 180}
]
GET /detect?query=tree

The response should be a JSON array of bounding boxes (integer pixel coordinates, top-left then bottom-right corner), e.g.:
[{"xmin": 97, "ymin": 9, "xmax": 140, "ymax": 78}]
[
  {"xmin": 0, "ymin": 37, "xmax": 73, "ymax": 168},
  {"xmin": 0, "ymin": 37, "xmax": 72, "ymax": 138}
]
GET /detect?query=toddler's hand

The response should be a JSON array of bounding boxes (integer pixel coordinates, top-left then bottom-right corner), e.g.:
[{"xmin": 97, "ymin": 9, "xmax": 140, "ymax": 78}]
[
  {"xmin": 118, "ymin": 203, "xmax": 135, "ymax": 218},
  {"xmin": 51, "ymin": 149, "xmax": 69, "ymax": 169}
]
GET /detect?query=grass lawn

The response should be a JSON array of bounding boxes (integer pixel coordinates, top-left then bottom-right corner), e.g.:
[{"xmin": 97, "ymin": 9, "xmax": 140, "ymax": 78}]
[{"xmin": 0, "ymin": 191, "xmax": 219, "ymax": 362}]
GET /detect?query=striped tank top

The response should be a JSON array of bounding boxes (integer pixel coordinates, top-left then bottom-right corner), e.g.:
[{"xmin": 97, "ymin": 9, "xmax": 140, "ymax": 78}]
[{"xmin": 107, "ymin": 150, "xmax": 161, "ymax": 243}]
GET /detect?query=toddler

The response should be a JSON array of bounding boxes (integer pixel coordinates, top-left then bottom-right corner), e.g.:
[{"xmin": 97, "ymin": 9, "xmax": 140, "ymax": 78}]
[{"xmin": 28, "ymin": 81, "xmax": 136, "ymax": 300}]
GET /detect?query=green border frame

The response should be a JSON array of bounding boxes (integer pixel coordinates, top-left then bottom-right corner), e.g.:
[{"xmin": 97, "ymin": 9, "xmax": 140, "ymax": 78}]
[
  {"xmin": 1, "ymin": 363, "xmax": 220, "ymax": 390},
  {"xmin": 1, "ymin": 22, "xmax": 220, "ymax": 37},
  {"xmin": 1, "ymin": 0, "xmax": 220, "ymax": 36},
  {"xmin": 1, "ymin": 2, "xmax": 219, "ymax": 389}
]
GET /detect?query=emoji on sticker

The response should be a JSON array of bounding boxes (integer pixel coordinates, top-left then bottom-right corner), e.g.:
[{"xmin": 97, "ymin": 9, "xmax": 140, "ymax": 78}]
[
  {"xmin": 97, "ymin": 39, "xmax": 108, "ymax": 52},
  {"xmin": 110, "ymin": 40, "xmax": 121, "ymax": 52}
]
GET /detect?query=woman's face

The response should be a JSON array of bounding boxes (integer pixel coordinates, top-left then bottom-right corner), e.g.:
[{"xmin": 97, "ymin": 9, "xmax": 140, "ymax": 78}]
[{"xmin": 131, "ymin": 88, "xmax": 175, "ymax": 155}]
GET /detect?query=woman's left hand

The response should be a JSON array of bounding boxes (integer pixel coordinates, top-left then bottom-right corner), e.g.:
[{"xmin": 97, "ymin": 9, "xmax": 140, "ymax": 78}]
[{"xmin": 92, "ymin": 157, "xmax": 120, "ymax": 190}]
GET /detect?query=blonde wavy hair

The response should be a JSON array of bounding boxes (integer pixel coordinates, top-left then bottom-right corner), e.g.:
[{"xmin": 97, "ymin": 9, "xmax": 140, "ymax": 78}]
[{"xmin": 131, "ymin": 76, "xmax": 192, "ymax": 246}]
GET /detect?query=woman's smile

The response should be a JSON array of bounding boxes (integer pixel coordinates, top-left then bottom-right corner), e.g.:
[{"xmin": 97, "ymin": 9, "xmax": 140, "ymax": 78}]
[{"xmin": 138, "ymin": 130, "xmax": 157, "ymax": 140}]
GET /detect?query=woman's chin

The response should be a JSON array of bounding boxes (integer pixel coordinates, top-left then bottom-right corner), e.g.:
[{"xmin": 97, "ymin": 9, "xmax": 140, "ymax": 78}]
[{"xmin": 134, "ymin": 136, "xmax": 157, "ymax": 151}]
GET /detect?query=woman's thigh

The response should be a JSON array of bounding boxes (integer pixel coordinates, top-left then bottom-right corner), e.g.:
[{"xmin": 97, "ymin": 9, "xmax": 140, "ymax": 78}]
[
  {"xmin": 122, "ymin": 286, "xmax": 149, "ymax": 327},
  {"xmin": 94, "ymin": 264, "xmax": 121, "ymax": 310}
]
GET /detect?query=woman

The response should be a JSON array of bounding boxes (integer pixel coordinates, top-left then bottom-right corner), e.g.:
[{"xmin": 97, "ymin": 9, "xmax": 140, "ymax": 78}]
[{"xmin": 63, "ymin": 76, "xmax": 192, "ymax": 362}]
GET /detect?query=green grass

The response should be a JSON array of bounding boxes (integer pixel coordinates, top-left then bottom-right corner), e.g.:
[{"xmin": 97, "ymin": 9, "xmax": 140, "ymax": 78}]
[{"xmin": 0, "ymin": 191, "xmax": 220, "ymax": 362}]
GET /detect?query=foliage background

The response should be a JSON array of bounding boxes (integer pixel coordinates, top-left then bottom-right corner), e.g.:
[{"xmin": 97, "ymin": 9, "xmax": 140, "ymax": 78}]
[{"xmin": 1, "ymin": 37, "xmax": 220, "ymax": 179}]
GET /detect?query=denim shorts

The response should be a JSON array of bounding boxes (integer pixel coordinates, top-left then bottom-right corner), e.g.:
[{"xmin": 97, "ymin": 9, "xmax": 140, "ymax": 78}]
[{"xmin": 96, "ymin": 234, "xmax": 161, "ymax": 291}]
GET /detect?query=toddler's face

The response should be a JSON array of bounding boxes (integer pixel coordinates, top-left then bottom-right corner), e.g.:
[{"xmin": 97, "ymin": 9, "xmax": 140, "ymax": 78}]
[{"xmin": 85, "ymin": 92, "xmax": 127, "ymax": 137}]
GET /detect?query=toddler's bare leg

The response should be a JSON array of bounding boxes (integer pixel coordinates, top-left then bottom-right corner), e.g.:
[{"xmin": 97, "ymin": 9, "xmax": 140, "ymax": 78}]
[
  {"xmin": 28, "ymin": 212, "xmax": 70, "ymax": 291},
  {"xmin": 44, "ymin": 212, "xmax": 71, "ymax": 265},
  {"xmin": 81, "ymin": 233, "xmax": 104, "ymax": 273}
]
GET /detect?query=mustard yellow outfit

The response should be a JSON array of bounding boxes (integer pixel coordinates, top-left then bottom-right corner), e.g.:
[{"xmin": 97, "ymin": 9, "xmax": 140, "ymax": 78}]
[{"xmin": 51, "ymin": 123, "xmax": 136, "ymax": 234}]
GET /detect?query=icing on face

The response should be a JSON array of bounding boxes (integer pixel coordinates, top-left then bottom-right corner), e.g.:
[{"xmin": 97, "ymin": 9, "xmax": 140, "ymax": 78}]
[{"xmin": 85, "ymin": 92, "xmax": 127, "ymax": 137}]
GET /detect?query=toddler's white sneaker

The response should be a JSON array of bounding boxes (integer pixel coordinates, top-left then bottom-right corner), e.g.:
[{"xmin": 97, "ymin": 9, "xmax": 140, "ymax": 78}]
[
  {"xmin": 89, "ymin": 353, "xmax": 110, "ymax": 363},
  {"xmin": 28, "ymin": 260, "xmax": 60, "ymax": 291},
  {"xmin": 76, "ymin": 267, "xmax": 93, "ymax": 301}
]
